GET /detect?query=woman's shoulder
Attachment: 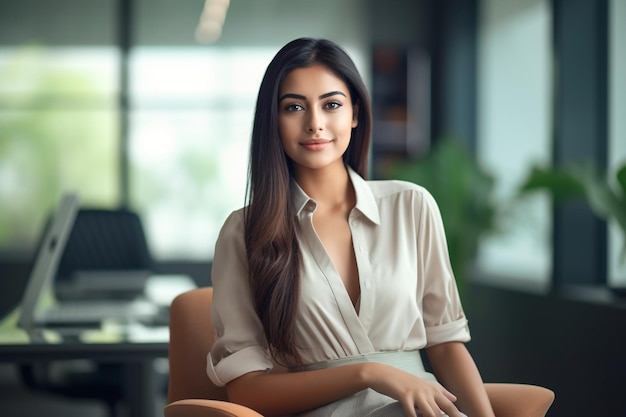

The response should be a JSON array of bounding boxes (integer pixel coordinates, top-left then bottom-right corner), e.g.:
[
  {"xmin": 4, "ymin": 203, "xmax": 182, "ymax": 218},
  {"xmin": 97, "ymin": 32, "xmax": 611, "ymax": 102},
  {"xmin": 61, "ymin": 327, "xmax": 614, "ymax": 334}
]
[
  {"xmin": 363, "ymin": 179, "xmax": 441, "ymax": 215},
  {"xmin": 213, "ymin": 208, "xmax": 247, "ymax": 262},
  {"xmin": 217, "ymin": 207, "xmax": 246, "ymax": 239},
  {"xmin": 366, "ymin": 178, "xmax": 433, "ymax": 200}
]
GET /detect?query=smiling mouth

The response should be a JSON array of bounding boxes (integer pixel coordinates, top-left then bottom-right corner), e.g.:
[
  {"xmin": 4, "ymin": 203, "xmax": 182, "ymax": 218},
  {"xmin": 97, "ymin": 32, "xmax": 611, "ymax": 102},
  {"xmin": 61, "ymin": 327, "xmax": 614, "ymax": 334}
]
[
  {"xmin": 300, "ymin": 139, "xmax": 332, "ymax": 151},
  {"xmin": 301, "ymin": 139, "xmax": 331, "ymax": 144}
]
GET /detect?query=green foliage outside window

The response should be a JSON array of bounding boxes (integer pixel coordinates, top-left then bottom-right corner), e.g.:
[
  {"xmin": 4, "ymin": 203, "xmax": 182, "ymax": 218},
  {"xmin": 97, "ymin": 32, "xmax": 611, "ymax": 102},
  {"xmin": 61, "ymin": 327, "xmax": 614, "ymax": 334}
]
[{"xmin": 0, "ymin": 46, "xmax": 117, "ymax": 248}]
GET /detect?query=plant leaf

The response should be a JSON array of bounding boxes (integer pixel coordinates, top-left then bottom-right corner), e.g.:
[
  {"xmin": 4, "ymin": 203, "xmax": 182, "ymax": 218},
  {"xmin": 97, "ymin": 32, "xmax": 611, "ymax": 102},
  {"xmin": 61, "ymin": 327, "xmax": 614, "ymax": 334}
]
[
  {"xmin": 518, "ymin": 166, "xmax": 585, "ymax": 203},
  {"xmin": 568, "ymin": 163, "xmax": 626, "ymax": 265}
]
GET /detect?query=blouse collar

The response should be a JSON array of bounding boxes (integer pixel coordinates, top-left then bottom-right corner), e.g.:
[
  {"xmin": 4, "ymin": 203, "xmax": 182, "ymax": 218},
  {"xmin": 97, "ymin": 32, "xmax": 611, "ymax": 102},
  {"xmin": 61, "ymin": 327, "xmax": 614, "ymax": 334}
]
[{"xmin": 291, "ymin": 166, "xmax": 381, "ymax": 225}]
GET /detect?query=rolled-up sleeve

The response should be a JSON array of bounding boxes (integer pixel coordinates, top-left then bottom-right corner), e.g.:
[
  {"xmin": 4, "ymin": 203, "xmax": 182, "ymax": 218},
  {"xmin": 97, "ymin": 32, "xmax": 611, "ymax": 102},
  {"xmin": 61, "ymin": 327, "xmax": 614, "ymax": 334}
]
[
  {"xmin": 206, "ymin": 210, "xmax": 274, "ymax": 387},
  {"xmin": 416, "ymin": 189, "xmax": 471, "ymax": 347}
]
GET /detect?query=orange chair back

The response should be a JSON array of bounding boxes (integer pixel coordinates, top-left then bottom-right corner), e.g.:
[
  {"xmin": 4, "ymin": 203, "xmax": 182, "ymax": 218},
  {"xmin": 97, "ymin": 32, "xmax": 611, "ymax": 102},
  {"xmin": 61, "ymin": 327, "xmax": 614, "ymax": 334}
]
[{"xmin": 168, "ymin": 287, "xmax": 229, "ymax": 403}]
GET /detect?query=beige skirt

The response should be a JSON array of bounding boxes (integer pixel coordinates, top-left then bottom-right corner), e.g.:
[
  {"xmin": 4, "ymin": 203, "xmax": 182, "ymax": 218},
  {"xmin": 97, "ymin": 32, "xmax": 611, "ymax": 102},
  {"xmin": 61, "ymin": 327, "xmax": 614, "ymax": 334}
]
[{"xmin": 288, "ymin": 351, "xmax": 464, "ymax": 417}]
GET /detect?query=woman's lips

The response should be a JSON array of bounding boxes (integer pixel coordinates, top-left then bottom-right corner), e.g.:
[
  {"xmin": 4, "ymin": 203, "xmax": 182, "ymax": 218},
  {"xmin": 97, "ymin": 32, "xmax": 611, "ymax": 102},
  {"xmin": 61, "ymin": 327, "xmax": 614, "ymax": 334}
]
[{"xmin": 300, "ymin": 139, "xmax": 332, "ymax": 151}]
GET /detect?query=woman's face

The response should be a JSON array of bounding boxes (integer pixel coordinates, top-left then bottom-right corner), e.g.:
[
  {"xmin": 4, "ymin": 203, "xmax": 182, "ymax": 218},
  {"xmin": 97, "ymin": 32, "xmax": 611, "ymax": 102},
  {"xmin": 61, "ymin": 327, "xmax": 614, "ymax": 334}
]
[{"xmin": 277, "ymin": 64, "xmax": 358, "ymax": 174}]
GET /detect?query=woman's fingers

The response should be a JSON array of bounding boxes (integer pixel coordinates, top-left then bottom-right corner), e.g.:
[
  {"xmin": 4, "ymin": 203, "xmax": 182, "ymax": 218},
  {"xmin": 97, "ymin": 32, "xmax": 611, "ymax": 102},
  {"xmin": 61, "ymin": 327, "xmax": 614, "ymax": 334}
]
[
  {"xmin": 414, "ymin": 389, "xmax": 461, "ymax": 417},
  {"xmin": 438, "ymin": 402, "xmax": 463, "ymax": 417},
  {"xmin": 367, "ymin": 363, "xmax": 463, "ymax": 417},
  {"xmin": 440, "ymin": 387, "xmax": 457, "ymax": 403},
  {"xmin": 411, "ymin": 391, "xmax": 449, "ymax": 417},
  {"xmin": 401, "ymin": 400, "xmax": 419, "ymax": 417},
  {"xmin": 436, "ymin": 389, "xmax": 464, "ymax": 417},
  {"xmin": 436, "ymin": 387, "xmax": 462, "ymax": 417}
]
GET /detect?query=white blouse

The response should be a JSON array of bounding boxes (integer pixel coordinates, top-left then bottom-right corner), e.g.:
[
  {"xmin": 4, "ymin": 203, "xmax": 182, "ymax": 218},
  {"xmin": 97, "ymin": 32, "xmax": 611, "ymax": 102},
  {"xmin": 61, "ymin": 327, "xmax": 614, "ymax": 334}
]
[{"xmin": 207, "ymin": 167, "xmax": 470, "ymax": 387}]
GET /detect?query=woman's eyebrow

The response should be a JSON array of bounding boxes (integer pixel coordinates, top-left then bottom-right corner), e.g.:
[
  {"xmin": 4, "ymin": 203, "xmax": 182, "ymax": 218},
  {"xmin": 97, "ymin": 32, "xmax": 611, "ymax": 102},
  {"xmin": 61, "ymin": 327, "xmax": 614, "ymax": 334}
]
[
  {"xmin": 319, "ymin": 90, "xmax": 347, "ymax": 99},
  {"xmin": 278, "ymin": 90, "xmax": 347, "ymax": 102}
]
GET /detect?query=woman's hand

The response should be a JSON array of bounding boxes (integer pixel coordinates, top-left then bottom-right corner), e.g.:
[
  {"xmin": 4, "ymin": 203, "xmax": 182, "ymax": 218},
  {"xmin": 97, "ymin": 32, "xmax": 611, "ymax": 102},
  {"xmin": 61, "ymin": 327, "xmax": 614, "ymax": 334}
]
[{"xmin": 362, "ymin": 362, "xmax": 463, "ymax": 417}]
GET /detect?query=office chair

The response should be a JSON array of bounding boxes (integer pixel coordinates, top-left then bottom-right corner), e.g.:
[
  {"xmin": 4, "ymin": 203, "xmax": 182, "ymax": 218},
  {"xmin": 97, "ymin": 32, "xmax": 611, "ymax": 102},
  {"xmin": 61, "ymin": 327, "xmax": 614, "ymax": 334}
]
[
  {"xmin": 19, "ymin": 207, "xmax": 155, "ymax": 417},
  {"xmin": 165, "ymin": 287, "xmax": 555, "ymax": 417},
  {"xmin": 55, "ymin": 208, "xmax": 154, "ymax": 300}
]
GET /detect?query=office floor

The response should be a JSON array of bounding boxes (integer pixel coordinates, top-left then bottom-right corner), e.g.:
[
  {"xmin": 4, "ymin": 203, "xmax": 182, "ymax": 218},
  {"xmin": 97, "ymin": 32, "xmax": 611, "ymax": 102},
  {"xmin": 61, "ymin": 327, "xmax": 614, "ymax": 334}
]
[{"xmin": 0, "ymin": 363, "xmax": 167, "ymax": 417}]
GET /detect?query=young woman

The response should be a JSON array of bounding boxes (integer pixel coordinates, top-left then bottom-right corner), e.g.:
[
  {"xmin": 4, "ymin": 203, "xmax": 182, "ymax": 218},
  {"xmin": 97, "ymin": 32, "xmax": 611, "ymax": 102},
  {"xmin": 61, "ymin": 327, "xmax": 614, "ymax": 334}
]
[{"xmin": 206, "ymin": 37, "xmax": 496, "ymax": 417}]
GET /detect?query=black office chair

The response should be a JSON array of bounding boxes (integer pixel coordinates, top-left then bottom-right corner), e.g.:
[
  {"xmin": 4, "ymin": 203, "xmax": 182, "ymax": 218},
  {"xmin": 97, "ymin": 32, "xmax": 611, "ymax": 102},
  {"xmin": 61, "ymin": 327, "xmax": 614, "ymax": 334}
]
[
  {"xmin": 61, "ymin": 208, "xmax": 151, "ymax": 270},
  {"xmin": 55, "ymin": 208, "xmax": 154, "ymax": 301},
  {"xmin": 19, "ymin": 207, "xmax": 155, "ymax": 417}
]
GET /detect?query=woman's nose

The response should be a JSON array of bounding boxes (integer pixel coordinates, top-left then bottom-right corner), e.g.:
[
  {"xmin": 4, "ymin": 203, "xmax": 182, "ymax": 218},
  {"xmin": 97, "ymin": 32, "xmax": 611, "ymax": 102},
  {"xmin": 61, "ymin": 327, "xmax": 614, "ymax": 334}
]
[{"xmin": 306, "ymin": 109, "xmax": 323, "ymax": 132}]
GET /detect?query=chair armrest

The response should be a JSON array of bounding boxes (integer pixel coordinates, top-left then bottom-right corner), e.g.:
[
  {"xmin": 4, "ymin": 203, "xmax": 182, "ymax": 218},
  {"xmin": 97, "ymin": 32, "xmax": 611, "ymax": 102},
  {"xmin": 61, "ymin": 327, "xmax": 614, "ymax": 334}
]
[{"xmin": 164, "ymin": 399, "xmax": 264, "ymax": 417}]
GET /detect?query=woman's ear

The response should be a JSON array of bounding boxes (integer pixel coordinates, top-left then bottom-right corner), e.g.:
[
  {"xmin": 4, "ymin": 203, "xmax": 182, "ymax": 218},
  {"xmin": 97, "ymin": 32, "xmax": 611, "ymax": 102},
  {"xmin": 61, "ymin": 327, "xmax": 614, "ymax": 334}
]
[{"xmin": 352, "ymin": 103, "xmax": 359, "ymax": 128}]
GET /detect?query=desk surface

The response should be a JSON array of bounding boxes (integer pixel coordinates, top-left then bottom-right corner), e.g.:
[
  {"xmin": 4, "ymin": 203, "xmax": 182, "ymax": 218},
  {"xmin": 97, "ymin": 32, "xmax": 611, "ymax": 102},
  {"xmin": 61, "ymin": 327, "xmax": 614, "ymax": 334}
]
[
  {"xmin": 0, "ymin": 274, "xmax": 196, "ymax": 362},
  {"xmin": 0, "ymin": 310, "xmax": 170, "ymax": 362}
]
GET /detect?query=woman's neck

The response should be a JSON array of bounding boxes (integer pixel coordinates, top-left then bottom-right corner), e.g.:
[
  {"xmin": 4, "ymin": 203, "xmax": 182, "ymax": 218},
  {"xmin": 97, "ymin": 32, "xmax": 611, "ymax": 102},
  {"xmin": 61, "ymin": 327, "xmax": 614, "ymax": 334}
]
[{"xmin": 294, "ymin": 163, "xmax": 354, "ymax": 212}]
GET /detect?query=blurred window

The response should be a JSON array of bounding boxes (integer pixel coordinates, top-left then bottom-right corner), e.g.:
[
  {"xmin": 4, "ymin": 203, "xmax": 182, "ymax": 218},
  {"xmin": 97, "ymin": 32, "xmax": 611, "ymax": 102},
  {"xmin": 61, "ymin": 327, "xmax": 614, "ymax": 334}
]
[
  {"xmin": 609, "ymin": 0, "xmax": 626, "ymax": 287},
  {"xmin": 128, "ymin": 47, "xmax": 275, "ymax": 260},
  {"xmin": 475, "ymin": 0, "xmax": 553, "ymax": 285},
  {"xmin": 0, "ymin": 45, "xmax": 276, "ymax": 261},
  {"xmin": 0, "ymin": 46, "xmax": 119, "ymax": 249}
]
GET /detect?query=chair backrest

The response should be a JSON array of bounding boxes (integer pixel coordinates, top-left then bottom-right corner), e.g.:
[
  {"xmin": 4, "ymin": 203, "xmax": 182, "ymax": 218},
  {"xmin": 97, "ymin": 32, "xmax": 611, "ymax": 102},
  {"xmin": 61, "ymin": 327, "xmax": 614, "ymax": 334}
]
[
  {"xmin": 57, "ymin": 208, "xmax": 153, "ymax": 278},
  {"xmin": 168, "ymin": 287, "xmax": 229, "ymax": 403}
]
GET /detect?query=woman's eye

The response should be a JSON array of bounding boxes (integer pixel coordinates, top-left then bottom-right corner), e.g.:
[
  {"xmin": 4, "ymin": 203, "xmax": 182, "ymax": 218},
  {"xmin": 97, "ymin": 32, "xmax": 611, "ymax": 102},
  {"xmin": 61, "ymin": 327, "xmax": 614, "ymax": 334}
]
[
  {"xmin": 285, "ymin": 103, "xmax": 304, "ymax": 112},
  {"xmin": 325, "ymin": 101, "xmax": 342, "ymax": 110}
]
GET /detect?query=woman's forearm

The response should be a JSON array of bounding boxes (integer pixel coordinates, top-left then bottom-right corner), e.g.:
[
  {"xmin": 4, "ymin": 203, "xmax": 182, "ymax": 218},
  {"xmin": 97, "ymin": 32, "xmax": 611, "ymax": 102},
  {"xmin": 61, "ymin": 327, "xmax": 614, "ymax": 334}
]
[
  {"xmin": 226, "ymin": 363, "xmax": 371, "ymax": 416},
  {"xmin": 426, "ymin": 342, "xmax": 495, "ymax": 417}
]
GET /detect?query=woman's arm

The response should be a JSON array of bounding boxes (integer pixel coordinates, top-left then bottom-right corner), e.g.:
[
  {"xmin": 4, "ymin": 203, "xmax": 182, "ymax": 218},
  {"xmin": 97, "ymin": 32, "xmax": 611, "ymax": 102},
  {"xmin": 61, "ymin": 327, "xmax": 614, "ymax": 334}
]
[
  {"xmin": 426, "ymin": 342, "xmax": 495, "ymax": 417},
  {"xmin": 226, "ymin": 361, "xmax": 463, "ymax": 417}
]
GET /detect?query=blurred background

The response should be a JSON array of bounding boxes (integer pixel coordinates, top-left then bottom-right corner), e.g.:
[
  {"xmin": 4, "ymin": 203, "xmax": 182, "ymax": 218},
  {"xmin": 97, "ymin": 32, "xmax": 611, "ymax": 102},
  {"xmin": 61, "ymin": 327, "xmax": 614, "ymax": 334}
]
[{"xmin": 0, "ymin": 0, "xmax": 624, "ymax": 416}]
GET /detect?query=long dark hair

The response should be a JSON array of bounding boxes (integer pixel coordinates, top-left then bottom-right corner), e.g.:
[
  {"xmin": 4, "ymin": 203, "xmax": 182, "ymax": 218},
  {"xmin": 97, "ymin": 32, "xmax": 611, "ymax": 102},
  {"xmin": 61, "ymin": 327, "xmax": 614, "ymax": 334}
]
[{"xmin": 244, "ymin": 38, "xmax": 372, "ymax": 362}]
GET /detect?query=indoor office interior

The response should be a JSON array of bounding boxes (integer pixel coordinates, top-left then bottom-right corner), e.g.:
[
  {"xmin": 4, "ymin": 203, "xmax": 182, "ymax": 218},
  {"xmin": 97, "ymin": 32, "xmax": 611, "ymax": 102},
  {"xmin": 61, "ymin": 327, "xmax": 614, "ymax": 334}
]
[{"xmin": 0, "ymin": 0, "xmax": 625, "ymax": 416}]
